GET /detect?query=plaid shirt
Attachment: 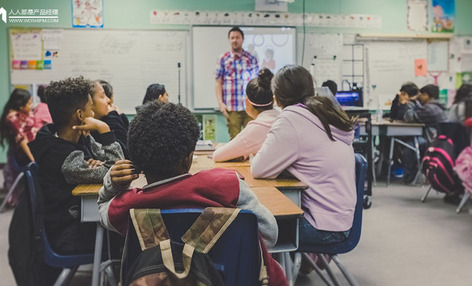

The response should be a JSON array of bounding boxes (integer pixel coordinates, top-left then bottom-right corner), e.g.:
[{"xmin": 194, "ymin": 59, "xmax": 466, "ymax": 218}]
[{"xmin": 215, "ymin": 50, "xmax": 259, "ymax": 111}]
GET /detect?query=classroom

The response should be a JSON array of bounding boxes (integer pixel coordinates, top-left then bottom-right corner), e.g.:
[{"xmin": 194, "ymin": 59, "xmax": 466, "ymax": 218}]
[{"xmin": 1, "ymin": 0, "xmax": 472, "ymax": 285}]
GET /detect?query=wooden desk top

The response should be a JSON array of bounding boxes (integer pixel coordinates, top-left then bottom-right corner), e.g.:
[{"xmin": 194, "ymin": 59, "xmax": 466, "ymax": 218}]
[
  {"xmin": 191, "ymin": 155, "xmax": 306, "ymax": 188},
  {"xmin": 73, "ymin": 155, "xmax": 306, "ymax": 196},
  {"xmin": 252, "ymin": 187, "xmax": 303, "ymax": 217},
  {"xmin": 72, "ymin": 179, "xmax": 303, "ymax": 217}
]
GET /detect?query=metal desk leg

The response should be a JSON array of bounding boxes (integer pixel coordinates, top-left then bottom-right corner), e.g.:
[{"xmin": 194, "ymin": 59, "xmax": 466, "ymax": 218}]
[
  {"xmin": 92, "ymin": 223, "xmax": 104, "ymax": 286},
  {"xmin": 387, "ymin": 137, "xmax": 395, "ymax": 187},
  {"xmin": 413, "ymin": 136, "xmax": 421, "ymax": 185},
  {"xmin": 371, "ymin": 137, "xmax": 376, "ymax": 187}
]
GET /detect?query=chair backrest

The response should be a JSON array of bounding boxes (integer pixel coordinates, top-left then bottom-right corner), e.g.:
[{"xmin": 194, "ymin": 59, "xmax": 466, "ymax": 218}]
[
  {"xmin": 299, "ymin": 153, "xmax": 367, "ymax": 255},
  {"xmin": 23, "ymin": 162, "xmax": 94, "ymax": 268},
  {"xmin": 123, "ymin": 208, "xmax": 261, "ymax": 286}
]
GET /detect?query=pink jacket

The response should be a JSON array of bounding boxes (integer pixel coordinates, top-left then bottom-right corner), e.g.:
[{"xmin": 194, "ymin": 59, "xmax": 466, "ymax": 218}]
[
  {"xmin": 251, "ymin": 104, "xmax": 356, "ymax": 232},
  {"xmin": 213, "ymin": 109, "xmax": 280, "ymax": 162},
  {"xmin": 33, "ymin": 102, "xmax": 53, "ymax": 127}
]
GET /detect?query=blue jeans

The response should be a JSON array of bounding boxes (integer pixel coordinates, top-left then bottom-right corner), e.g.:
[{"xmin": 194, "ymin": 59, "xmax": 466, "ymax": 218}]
[{"xmin": 299, "ymin": 217, "xmax": 350, "ymax": 246}]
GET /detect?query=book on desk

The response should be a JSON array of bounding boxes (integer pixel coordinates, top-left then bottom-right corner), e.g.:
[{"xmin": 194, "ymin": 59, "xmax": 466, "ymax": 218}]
[{"xmin": 195, "ymin": 140, "xmax": 214, "ymax": 151}]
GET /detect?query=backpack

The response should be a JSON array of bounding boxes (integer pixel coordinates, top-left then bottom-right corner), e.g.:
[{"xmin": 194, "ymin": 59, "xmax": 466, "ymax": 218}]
[
  {"xmin": 422, "ymin": 134, "xmax": 463, "ymax": 194},
  {"xmin": 454, "ymin": 146, "xmax": 472, "ymax": 193},
  {"xmin": 122, "ymin": 207, "xmax": 268, "ymax": 286}
]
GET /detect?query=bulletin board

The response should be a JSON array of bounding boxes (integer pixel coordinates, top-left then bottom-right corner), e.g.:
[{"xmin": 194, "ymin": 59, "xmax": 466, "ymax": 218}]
[{"xmin": 9, "ymin": 28, "xmax": 188, "ymax": 114}]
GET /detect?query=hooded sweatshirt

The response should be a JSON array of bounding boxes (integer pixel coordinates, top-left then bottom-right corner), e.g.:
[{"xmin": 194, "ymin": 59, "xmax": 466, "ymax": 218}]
[
  {"xmin": 28, "ymin": 123, "xmax": 124, "ymax": 244},
  {"xmin": 213, "ymin": 109, "xmax": 280, "ymax": 162},
  {"xmin": 403, "ymin": 99, "xmax": 447, "ymax": 125},
  {"xmin": 251, "ymin": 104, "xmax": 356, "ymax": 232}
]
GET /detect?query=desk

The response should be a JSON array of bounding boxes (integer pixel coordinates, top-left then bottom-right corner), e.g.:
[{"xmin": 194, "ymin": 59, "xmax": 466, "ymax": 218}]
[
  {"xmin": 192, "ymin": 155, "xmax": 307, "ymax": 206},
  {"xmin": 360, "ymin": 119, "xmax": 424, "ymax": 186},
  {"xmin": 73, "ymin": 157, "xmax": 306, "ymax": 286}
]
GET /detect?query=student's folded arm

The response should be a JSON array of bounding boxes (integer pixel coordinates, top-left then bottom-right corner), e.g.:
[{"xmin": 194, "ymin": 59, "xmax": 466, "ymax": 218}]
[
  {"xmin": 89, "ymin": 132, "xmax": 125, "ymax": 167},
  {"xmin": 213, "ymin": 127, "xmax": 254, "ymax": 162},
  {"xmin": 251, "ymin": 117, "xmax": 298, "ymax": 179},
  {"xmin": 236, "ymin": 177, "xmax": 278, "ymax": 248},
  {"xmin": 61, "ymin": 150, "xmax": 110, "ymax": 184},
  {"xmin": 403, "ymin": 103, "xmax": 420, "ymax": 123}
]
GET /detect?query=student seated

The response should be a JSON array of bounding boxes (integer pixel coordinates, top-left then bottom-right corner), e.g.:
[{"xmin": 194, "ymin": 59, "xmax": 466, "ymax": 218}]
[
  {"xmin": 28, "ymin": 76, "xmax": 124, "ymax": 255},
  {"xmin": 135, "ymin": 83, "xmax": 169, "ymax": 112},
  {"xmin": 98, "ymin": 101, "xmax": 286, "ymax": 285},
  {"xmin": 322, "ymin": 80, "xmax": 338, "ymax": 96},
  {"xmin": 390, "ymin": 82, "xmax": 419, "ymax": 120},
  {"xmin": 251, "ymin": 65, "xmax": 357, "ymax": 247},
  {"xmin": 404, "ymin": 84, "xmax": 447, "ymax": 125},
  {"xmin": 402, "ymin": 84, "xmax": 447, "ymax": 183},
  {"xmin": 213, "ymin": 68, "xmax": 279, "ymax": 162},
  {"xmin": 447, "ymin": 84, "xmax": 472, "ymax": 123},
  {"xmin": 90, "ymin": 80, "xmax": 130, "ymax": 158},
  {"xmin": 0, "ymin": 89, "xmax": 40, "ymax": 206},
  {"xmin": 99, "ymin": 80, "xmax": 130, "ymax": 130}
]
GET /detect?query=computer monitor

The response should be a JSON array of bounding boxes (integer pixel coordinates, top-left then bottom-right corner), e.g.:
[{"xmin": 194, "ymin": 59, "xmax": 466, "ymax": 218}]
[{"xmin": 335, "ymin": 90, "xmax": 363, "ymax": 107}]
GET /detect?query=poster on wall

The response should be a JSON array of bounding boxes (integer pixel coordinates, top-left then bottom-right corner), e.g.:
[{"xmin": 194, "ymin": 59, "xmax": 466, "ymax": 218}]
[
  {"xmin": 407, "ymin": 0, "xmax": 428, "ymax": 31},
  {"xmin": 72, "ymin": 0, "xmax": 104, "ymax": 28},
  {"xmin": 431, "ymin": 0, "xmax": 454, "ymax": 33}
]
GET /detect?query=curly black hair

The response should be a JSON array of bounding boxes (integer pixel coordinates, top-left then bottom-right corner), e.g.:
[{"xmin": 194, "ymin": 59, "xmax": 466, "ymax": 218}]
[
  {"xmin": 46, "ymin": 76, "xmax": 91, "ymax": 129},
  {"xmin": 128, "ymin": 102, "xmax": 200, "ymax": 177}
]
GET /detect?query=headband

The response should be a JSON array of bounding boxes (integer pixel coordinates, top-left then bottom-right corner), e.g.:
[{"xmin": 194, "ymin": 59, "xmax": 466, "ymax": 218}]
[{"xmin": 247, "ymin": 97, "xmax": 273, "ymax": 107}]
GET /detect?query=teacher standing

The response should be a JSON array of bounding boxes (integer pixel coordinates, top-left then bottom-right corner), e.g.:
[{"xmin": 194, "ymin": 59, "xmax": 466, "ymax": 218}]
[{"xmin": 215, "ymin": 27, "xmax": 259, "ymax": 139}]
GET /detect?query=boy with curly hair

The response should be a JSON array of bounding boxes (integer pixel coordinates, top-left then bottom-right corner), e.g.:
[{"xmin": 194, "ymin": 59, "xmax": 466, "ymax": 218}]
[
  {"xmin": 98, "ymin": 101, "xmax": 286, "ymax": 285},
  {"xmin": 28, "ymin": 76, "xmax": 124, "ymax": 254}
]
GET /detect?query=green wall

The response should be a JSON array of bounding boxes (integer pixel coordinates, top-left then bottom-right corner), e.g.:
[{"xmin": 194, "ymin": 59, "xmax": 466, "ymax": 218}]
[{"xmin": 1, "ymin": 0, "xmax": 472, "ymax": 162}]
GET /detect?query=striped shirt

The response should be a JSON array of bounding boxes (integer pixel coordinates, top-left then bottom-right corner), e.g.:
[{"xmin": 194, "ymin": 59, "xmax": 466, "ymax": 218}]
[{"xmin": 215, "ymin": 50, "xmax": 259, "ymax": 111}]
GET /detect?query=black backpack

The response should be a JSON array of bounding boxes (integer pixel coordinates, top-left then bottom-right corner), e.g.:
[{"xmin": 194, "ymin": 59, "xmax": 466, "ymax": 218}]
[
  {"xmin": 122, "ymin": 208, "xmax": 268, "ymax": 286},
  {"xmin": 422, "ymin": 122, "xmax": 469, "ymax": 194},
  {"xmin": 422, "ymin": 134, "xmax": 463, "ymax": 194}
]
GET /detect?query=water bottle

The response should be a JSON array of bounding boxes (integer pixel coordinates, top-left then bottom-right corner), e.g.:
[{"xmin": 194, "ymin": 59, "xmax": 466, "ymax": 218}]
[{"xmin": 376, "ymin": 106, "xmax": 383, "ymax": 122}]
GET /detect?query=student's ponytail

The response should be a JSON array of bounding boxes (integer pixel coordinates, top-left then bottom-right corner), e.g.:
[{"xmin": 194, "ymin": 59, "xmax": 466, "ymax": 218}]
[{"xmin": 303, "ymin": 96, "xmax": 355, "ymax": 141}]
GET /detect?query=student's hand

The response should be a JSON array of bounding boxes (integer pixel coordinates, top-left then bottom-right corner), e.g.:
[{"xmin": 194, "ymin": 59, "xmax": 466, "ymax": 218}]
[
  {"xmin": 110, "ymin": 160, "xmax": 139, "ymax": 190},
  {"xmin": 399, "ymin": 97, "xmax": 409, "ymax": 105},
  {"xmin": 87, "ymin": 158, "xmax": 104, "ymax": 169},
  {"xmin": 218, "ymin": 102, "xmax": 229, "ymax": 118},
  {"xmin": 73, "ymin": 117, "xmax": 110, "ymax": 134},
  {"xmin": 108, "ymin": 104, "xmax": 122, "ymax": 114}
]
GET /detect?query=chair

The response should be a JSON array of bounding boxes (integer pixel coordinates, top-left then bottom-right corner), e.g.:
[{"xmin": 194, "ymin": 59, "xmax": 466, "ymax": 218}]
[
  {"xmin": 353, "ymin": 112, "xmax": 373, "ymax": 209},
  {"xmin": 122, "ymin": 208, "xmax": 262, "ymax": 286},
  {"xmin": 24, "ymin": 162, "xmax": 116, "ymax": 286},
  {"xmin": 0, "ymin": 149, "xmax": 27, "ymax": 213},
  {"xmin": 294, "ymin": 153, "xmax": 367, "ymax": 286}
]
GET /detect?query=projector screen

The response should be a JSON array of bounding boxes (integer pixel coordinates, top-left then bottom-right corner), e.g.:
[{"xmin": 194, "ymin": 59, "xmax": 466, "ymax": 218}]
[{"xmin": 192, "ymin": 26, "xmax": 296, "ymax": 109}]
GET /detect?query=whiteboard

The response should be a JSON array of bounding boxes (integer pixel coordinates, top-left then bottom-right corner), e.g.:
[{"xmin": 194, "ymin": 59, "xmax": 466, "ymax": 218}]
[
  {"xmin": 10, "ymin": 29, "xmax": 188, "ymax": 114},
  {"xmin": 365, "ymin": 40, "xmax": 429, "ymax": 108},
  {"xmin": 297, "ymin": 33, "xmax": 343, "ymax": 86},
  {"xmin": 192, "ymin": 26, "xmax": 296, "ymax": 109}
]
